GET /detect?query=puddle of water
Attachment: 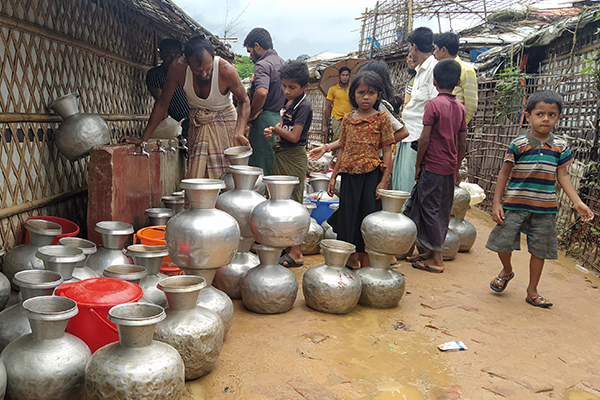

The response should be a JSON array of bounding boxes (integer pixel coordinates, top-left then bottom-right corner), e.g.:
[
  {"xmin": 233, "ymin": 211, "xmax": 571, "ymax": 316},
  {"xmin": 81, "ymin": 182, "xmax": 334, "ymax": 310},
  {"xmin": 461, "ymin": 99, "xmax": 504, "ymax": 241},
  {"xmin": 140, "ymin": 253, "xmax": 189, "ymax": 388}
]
[
  {"xmin": 373, "ymin": 380, "xmax": 426, "ymax": 400},
  {"xmin": 564, "ymin": 390, "xmax": 600, "ymax": 400}
]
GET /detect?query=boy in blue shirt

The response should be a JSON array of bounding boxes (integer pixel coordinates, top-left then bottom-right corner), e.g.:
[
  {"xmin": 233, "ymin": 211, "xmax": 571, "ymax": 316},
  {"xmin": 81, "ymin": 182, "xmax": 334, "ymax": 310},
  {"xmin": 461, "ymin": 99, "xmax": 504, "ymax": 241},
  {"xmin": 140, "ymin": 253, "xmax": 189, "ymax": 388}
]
[
  {"xmin": 486, "ymin": 90, "xmax": 593, "ymax": 307},
  {"xmin": 264, "ymin": 60, "xmax": 313, "ymax": 267}
]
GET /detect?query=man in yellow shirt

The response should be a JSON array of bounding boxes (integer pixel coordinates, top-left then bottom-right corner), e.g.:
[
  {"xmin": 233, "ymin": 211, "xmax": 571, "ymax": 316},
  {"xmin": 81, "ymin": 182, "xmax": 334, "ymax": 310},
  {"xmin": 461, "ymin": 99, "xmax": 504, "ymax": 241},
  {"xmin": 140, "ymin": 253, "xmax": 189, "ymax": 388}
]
[
  {"xmin": 433, "ymin": 32, "xmax": 478, "ymax": 124},
  {"xmin": 322, "ymin": 67, "xmax": 352, "ymax": 143}
]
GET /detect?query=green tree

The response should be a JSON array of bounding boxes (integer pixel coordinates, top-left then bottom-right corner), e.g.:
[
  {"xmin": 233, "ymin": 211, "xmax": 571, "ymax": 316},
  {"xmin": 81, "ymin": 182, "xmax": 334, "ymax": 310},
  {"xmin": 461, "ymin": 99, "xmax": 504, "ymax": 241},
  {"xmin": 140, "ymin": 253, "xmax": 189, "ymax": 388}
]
[{"xmin": 236, "ymin": 56, "xmax": 254, "ymax": 80}]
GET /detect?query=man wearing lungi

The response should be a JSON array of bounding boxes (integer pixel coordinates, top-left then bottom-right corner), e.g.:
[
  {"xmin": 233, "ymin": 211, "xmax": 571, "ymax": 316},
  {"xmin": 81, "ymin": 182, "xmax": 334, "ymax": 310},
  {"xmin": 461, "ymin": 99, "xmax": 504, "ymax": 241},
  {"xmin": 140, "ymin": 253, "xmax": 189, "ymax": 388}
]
[{"xmin": 124, "ymin": 35, "xmax": 250, "ymax": 179}]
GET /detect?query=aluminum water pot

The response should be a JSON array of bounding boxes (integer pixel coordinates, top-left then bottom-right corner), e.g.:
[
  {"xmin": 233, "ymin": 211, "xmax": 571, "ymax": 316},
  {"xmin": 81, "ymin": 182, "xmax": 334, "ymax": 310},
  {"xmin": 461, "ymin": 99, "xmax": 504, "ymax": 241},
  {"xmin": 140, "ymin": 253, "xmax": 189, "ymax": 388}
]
[
  {"xmin": 1, "ymin": 296, "xmax": 91, "ymax": 400},
  {"xmin": 0, "ymin": 357, "xmax": 6, "ymax": 400},
  {"xmin": 145, "ymin": 208, "xmax": 174, "ymax": 226},
  {"xmin": 240, "ymin": 245, "xmax": 298, "ymax": 314},
  {"xmin": 126, "ymin": 244, "xmax": 169, "ymax": 307},
  {"xmin": 302, "ymin": 239, "xmax": 361, "ymax": 315},
  {"xmin": 357, "ymin": 248, "xmax": 405, "ymax": 308},
  {"xmin": 155, "ymin": 276, "xmax": 224, "ymax": 380},
  {"xmin": 449, "ymin": 184, "xmax": 477, "ymax": 252},
  {"xmin": 216, "ymin": 165, "xmax": 267, "ymax": 238},
  {"xmin": 3, "ymin": 219, "xmax": 62, "ymax": 290},
  {"xmin": 165, "ymin": 179, "xmax": 240, "ymax": 276},
  {"xmin": 213, "ymin": 237, "xmax": 259, "ymax": 299},
  {"xmin": 36, "ymin": 245, "xmax": 86, "ymax": 282},
  {"xmin": 0, "ymin": 245, "xmax": 9, "ymax": 311},
  {"xmin": 58, "ymin": 237, "xmax": 99, "ymax": 280},
  {"xmin": 48, "ymin": 93, "xmax": 110, "ymax": 161},
  {"xmin": 219, "ymin": 146, "xmax": 266, "ymax": 194},
  {"xmin": 195, "ymin": 269, "xmax": 234, "ymax": 338},
  {"xmin": 301, "ymin": 202, "xmax": 325, "ymax": 255},
  {"xmin": 84, "ymin": 303, "xmax": 185, "ymax": 400},
  {"xmin": 361, "ymin": 189, "xmax": 417, "ymax": 255},
  {"xmin": 86, "ymin": 221, "xmax": 134, "ymax": 274},
  {"xmin": 0, "ymin": 270, "xmax": 63, "ymax": 352},
  {"xmin": 250, "ymin": 176, "xmax": 310, "ymax": 247}
]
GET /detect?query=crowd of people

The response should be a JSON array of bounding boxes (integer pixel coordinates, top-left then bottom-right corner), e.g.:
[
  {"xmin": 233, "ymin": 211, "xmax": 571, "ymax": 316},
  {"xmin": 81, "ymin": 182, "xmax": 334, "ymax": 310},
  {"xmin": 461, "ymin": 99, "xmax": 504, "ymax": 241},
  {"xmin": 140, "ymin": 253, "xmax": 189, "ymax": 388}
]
[{"xmin": 125, "ymin": 27, "xmax": 594, "ymax": 308}]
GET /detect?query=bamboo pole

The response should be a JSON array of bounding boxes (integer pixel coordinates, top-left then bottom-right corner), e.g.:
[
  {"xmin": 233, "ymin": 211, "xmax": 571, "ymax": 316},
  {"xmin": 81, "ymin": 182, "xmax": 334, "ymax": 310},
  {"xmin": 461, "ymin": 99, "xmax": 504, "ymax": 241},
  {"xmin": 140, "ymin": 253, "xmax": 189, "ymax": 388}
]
[{"xmin": 0, "ymin": 188, "xmax": 88, "ymax": 220}]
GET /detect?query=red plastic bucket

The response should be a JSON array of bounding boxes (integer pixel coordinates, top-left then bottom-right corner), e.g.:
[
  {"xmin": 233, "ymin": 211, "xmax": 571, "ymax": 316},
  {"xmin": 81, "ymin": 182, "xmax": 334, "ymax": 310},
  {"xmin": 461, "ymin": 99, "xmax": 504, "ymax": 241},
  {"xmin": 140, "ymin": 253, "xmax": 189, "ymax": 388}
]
[
  {"xmin": 55, "ymin": 278, "xmax": 143, "ymax": 352},
  {"xmin": 135, "ymin": 225, "xmax": 184, "ymax": 275},
  {"xmin": 24, "ymin": 216, "xmax": 80, "ymax": 245}
]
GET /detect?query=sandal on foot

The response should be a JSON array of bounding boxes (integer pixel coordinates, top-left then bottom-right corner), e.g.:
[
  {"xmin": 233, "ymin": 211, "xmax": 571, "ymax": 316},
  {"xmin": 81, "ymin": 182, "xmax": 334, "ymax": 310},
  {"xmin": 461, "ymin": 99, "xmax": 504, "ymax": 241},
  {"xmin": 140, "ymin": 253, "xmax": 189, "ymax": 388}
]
[
  {"xmin": 406, "ymin": 254, "xmax": 426, "ymax": 262},
  {"xmin": 411, "ymin": 260, "xmax": 443, "ymax": 273},
  {"xmin": 526, "ymin": 295, "xmax": 553, "ymax": 308},
  {"xmin": 490, "ymin": 272, "xmax": 515, "ymax": 293},
  {"xmin": 279, "ymin": 253, "xmax": 303, "ymax": 268}
]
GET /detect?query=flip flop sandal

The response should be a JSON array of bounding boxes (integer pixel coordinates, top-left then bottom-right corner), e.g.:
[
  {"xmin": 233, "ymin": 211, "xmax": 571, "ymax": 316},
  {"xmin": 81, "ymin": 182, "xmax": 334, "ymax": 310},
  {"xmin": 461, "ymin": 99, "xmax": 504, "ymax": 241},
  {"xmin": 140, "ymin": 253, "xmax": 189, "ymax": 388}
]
[
  {"xmin": 526, "ymin": 295, "xmax": 553, "ymax": 308},
  {"xmin": 279, "ymin": 253, "xmax": 303, "ymax": 268},
  {"xmin": 490, "ymin": 271, "xmax": 515, "ymax": 293},
  {"xmin": 345, "ymin": 265, "xmax": 360, "ymax": 271},
  {"xmin": 406, "ymin": 254, "xmax": 426, "ymax": 262},
  {"xmin": 411, "ymin": 260, "xmax": 443, "ymax": 273}
]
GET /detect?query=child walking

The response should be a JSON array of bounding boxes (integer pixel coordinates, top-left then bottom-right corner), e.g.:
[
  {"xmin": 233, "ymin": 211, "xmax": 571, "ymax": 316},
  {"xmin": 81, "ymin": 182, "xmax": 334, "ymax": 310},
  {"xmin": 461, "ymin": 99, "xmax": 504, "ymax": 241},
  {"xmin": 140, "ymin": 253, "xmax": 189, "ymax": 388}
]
[
  {"xmin": 264, "ymin": 60, "xmax": 312, "ymax": 268},
  {"xmin": 327, "ymin": 71, "xmax": 395, "ymax": 269},
  {"xmin": 406, "ymin": 59, "xmax": 467, "ymax": 273},
  {"xmin": 486, "ymin": 90, "xmax": 594, "ymax": 307}
]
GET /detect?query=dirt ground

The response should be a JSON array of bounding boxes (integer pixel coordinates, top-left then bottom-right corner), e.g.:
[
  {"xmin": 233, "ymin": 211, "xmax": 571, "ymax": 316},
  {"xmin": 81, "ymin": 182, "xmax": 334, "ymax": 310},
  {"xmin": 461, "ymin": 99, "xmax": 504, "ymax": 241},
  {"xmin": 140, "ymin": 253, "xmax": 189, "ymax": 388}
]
[{"xmin": 183, "ymin": 208, "xmax": 600, "ymax": 400}]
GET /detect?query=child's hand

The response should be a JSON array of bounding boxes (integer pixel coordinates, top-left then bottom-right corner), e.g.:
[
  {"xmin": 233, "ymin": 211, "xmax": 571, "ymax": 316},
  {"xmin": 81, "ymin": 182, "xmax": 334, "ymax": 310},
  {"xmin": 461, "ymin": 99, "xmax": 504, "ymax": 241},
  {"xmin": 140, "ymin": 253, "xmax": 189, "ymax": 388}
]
[
  {"xmin": 491, "ymin": 203, "xmax": 505, "ymax": 225},
  {"xmin": 308, "ymin": 145, "xmax": 326, "ymax": 161},
  {"xmin": 327, "ymin": 176, "xmax": 336, "ymax": 197},
  {"xmin": 575, "ymin": 201, "xmax": 594, "ymax": 222},
  {"xmin": 264, "ymin": 126, "xmax": 274, "ymax": 139},
  {"xmin": 375, "ymin": 180, "xmax": 387, "ymax": 199}
]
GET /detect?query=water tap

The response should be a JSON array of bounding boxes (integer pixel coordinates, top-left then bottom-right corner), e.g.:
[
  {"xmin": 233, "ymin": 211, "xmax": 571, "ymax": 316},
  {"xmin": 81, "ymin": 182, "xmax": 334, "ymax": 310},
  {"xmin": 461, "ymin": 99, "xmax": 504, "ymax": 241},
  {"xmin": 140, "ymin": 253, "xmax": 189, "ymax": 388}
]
[
  {"xmin": 152, "ymin": 140, "xmax": 166, "ymax": 154},
  {"xmin": 167, "ymin": 139, "xmax": 177, "ymax": 152},
  {"xmin": 178, "ymin": 138, "xmax": 188, "ymax": 152},
  {"xmin": 133, "ymin": 141, "xmax": 150, "ymax": 158}
]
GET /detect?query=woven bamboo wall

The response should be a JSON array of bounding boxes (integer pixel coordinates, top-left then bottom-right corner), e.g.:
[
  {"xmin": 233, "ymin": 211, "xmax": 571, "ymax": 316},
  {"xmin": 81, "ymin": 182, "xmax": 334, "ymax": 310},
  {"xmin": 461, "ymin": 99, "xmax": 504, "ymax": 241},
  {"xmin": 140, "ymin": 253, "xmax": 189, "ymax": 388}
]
[{"xmin": 0, "ymin": 0, "xmax": 183, "ymax": 253}]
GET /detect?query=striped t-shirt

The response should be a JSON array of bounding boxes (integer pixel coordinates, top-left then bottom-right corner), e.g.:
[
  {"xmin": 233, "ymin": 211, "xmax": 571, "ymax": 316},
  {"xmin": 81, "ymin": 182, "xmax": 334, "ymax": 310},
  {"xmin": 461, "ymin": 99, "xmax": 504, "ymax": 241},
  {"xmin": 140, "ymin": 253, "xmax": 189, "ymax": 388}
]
[{"xmin": 503, "ymin": 133, "xmax": 573, "ymax": 213}]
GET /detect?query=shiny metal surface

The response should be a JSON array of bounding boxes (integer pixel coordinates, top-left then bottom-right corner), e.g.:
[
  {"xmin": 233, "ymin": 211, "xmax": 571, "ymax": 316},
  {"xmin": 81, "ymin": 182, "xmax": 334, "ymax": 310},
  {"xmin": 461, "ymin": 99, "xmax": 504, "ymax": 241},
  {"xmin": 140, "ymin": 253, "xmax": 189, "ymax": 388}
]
[
  {"xmin": 94, "ymin": 221, "xmax": 134, "ymax": 250},
  {"xmin": 216, "ymin": 166, "xmax": 266, "ymax": 237},
  {"xmin": 219, "ymin": 146, "xmax": 266, "ymax": 194},
  {"xmin": 196, "ymin": 281, "xmax": 234, "ymax": 337},
  {"xmin": 36, "ymin": 245, "xmax": 85, "ymax": 281},
  {"xmin": 361, "ymin": 189, "xmax": 417, "ymax": 255},
  {"xmin": 451, "ymin": 184, "xmax": 472, "ymax": 219},
  {"xmin": 59, "ymin": 237, "xmax": 100, "ymax": 280},
  {"xmin": 357, "ymin": 249, "xmax": 405, "ymax": 308},
  {"xmin": 166, "ymin": 179, "xmax": 240, "ymax": 275},
  {"xmin": 449, "ymin": 218, "xmax": 477, "ymax": 252},
  {"xmin": 1, "ymin": 296, "xmax": 90, "ymax": 400},
  {"xmin": 322, "ymin": 220, "xmax": 337, "ymax": 240},
  {"xmin": 0, "ymin": 357, "xmax": 6, "ymax": 400},
  {"xmin": 0, "ymin": 270, "xmax": 63, "ymax": 352},
  {"xmin": 103, "ymin": 265, "xmax": 148, "ymax": 284},
  {"xmin": 47, "ymin": 92, "xmax": 79, "ymax": 119},
  {"xmin": 86, "ymin": 247, "xmax": 133, "ymax": 275},
  {"xmin": 3, "ymin": 220, "xmax": 62, "ymax": 290},
  {"xmin": 85, "ymin": 303, "xmax": 185, "ymax": 400},
  {"xmin": 145, "ymin": 208, "xmax": 174, "ymax": 226},
  {"xmin": 127, "ymin": 245, "xmax": 170, "ymax": 307},
  {"xmin": 0, "ymin": 273, "xmax": 9, "ymax": 312},
  {"xmin": 307, "ymin": 176, "xmax": 339, "ymax": 201},
  {"xmin": 162, "ymin": 196, "xmax": 185, "ymax": 214},
  {"xmin": 155, "ymin": 276, "xmax": 224, "ymax": 380},
  {"xmin": 213, "ymin": 237, "xmax": 259, "ymax": 299},
  {"xmin": 302, "ymin": 240, "xmax": 361, "ymax": 315},
  {"xmin": 53, "ymin": 113, "xmax": 110, "ymax": 161},
  {"xmin": 240, "ymin": 245, "xmax": 298, "ymax": 314},
  {"xmin": 250, "ymin": 176, "xmax": 310, "ymax": 247},
  {"xmin": 302, "ymin": 203, "xmax": 324, "ymax": 255},
  {"xmin": 442, "ymin": 229, "xmax": 461, "ymax": 261}
]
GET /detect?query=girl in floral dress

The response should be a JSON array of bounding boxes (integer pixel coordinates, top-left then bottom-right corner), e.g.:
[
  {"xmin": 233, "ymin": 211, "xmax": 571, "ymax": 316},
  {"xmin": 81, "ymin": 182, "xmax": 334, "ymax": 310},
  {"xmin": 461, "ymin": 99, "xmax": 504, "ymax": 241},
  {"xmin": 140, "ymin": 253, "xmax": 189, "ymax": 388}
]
[{"xmin": 327, "ymin": 71, "xmax": 395, "ymax": 269}]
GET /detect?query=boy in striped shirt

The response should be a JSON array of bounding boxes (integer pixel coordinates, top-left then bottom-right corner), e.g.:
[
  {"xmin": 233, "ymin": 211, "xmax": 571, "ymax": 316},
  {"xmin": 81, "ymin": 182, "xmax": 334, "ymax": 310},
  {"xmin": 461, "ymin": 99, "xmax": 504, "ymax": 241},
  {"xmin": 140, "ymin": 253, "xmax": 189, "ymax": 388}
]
[{"xmin": 486, "ymin": 90, "xmax": 593, "ymax": 308}]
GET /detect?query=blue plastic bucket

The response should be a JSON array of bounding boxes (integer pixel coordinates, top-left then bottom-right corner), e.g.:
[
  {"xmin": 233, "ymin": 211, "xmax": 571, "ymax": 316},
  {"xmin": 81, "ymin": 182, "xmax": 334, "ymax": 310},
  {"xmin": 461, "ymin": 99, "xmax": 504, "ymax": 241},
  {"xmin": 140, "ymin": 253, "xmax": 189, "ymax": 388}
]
[{"xmin": 306, "ymin": 199, "xmax": 338, "ymax": 224}]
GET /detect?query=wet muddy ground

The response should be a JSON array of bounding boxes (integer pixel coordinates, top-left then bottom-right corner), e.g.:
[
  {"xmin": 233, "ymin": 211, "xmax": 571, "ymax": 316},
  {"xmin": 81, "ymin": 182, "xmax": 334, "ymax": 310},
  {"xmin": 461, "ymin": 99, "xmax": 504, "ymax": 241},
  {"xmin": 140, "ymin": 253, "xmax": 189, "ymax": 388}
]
[{"xmin": 183, "ymin": 209, "xmax": 600, "ymax": 399}]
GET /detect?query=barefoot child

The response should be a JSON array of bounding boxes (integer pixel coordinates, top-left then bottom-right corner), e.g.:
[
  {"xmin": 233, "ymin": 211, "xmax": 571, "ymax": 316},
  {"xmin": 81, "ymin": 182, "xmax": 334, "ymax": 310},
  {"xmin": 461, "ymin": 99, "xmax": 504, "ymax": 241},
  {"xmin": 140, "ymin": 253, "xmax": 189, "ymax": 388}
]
[
  {"xmin": 327, "ymin": 71, "xmax": 395, "ymax": 269},
  {"xmin": 486, "ymin": 90, "xmax": 594, "ymax": 307},
  {"xmin": 264, "ymin": 60, "xmax": 312, "ymax": 267},
  {"xmin": 406, "ymin": 59, "xmax": 467, "ymax": 273}
]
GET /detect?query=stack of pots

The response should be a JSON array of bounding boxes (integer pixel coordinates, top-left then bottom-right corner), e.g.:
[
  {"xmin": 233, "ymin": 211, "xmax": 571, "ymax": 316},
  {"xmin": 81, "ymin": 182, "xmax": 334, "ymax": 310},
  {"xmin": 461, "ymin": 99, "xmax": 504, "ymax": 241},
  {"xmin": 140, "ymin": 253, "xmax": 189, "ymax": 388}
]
[
  {"xmin": 35, "ymin": 245, "xmax": 86, "ymax": 283},
  {"xmin": 165, "ymin": 179, "xmax": 239, "ymax": 335},
  {"xmin": 86, "ymin": 221, "xmax": 134, "ymax": 275},
  {"xmin": 48, "ymin": 92, "xmax": 110, "ymax": 161},
  {"xmin": 302, "ymin": 239, "xmax": 361, "ymax": 314},
  {"xmin": 219, "ymin": 146, "xmax": 265, "ymax": 195},
  {"xmin": 126, "ymin": 244, "xmax": 170, "ymax": 307},
  {"xmin": 448, "ymin": 182, "xmax": 477, "ymax": 252},
  {"xmin": 59, "ymin": 237, "xmax": 100, "ymax": 280},
  {"xmin": 3, "ymin": 219, "xmax": 62, "ymax": 290},
  {"xmin": 0, "ymin": 270, "xmax": 63, "ymax": 352},
  {"xmin": 301, "ymin": 201, "xmax": 325, "ymax": 255},
  {"xmin": 241, "ymin": 175, "xmax": 310, "ymax": 314},
  {"xmin": 360, "ymin": 189, "xmax": 417, "ymax": 308},
  {"xmin": 214, "ymin": 166, "xmax": 265, "ymax": 299},
  {"xmin": 145, "ymin": 208, "xmax": 174, "ymax": 226}
]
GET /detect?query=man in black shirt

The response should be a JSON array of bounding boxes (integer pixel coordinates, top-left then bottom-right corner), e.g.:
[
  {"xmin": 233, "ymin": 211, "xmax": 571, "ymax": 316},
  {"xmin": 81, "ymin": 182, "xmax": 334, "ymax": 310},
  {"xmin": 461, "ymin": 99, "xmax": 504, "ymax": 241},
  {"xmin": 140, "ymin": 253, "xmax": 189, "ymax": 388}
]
[{"xmin": 146, "ymin": 39, "xmax": 190, "ymax": 140}]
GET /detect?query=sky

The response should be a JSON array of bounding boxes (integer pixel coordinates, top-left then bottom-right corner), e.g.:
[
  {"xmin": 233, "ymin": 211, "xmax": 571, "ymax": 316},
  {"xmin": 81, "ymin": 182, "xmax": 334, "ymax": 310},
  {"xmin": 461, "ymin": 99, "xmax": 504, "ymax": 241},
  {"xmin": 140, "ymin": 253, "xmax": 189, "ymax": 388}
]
[{"xmin": 173, "ymin": 0, "xmax": 567, "ymax": 60}]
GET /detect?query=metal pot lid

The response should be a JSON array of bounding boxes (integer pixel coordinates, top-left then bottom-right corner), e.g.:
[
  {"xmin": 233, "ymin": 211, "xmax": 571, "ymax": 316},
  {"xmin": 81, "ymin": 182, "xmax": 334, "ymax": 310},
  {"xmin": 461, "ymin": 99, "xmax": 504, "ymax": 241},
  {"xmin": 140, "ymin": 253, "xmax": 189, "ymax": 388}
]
[
  {"xmin": 25, "ymin": 219, "xmax": 62, "ymax": 236},
  {"xmin": 95, "ymin": 221, "xmax": 134, "ymax": 235},
  {"xmin": 180, "ymin": 178, "xmax": 225, "ymax": 191},
  {"xmin": 126, "ymin": 244, "xmax": 169, "ymax": 258},
  {"xmin": 224, "ymin": 146, "xmax": 252, "ymax": 160},
  {"xmin": 145, "ymin": 208, "xmax": 174, "ymax": 218},
  {"xmin": 58, "ymin": 237, "xmax": 97, "ymax": 255},
  {"xmin": 36, "ymin": 245, "xmax": 86, "ymax": 263}
]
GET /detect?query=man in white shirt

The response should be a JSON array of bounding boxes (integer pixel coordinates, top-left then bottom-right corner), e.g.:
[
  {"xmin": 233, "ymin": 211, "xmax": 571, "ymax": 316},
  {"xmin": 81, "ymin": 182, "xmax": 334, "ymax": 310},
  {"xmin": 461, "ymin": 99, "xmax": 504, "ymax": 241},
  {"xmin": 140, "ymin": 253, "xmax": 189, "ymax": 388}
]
[{"xmin": 392, "ymin": 27, "xmax": 438, "ymax": 193}]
